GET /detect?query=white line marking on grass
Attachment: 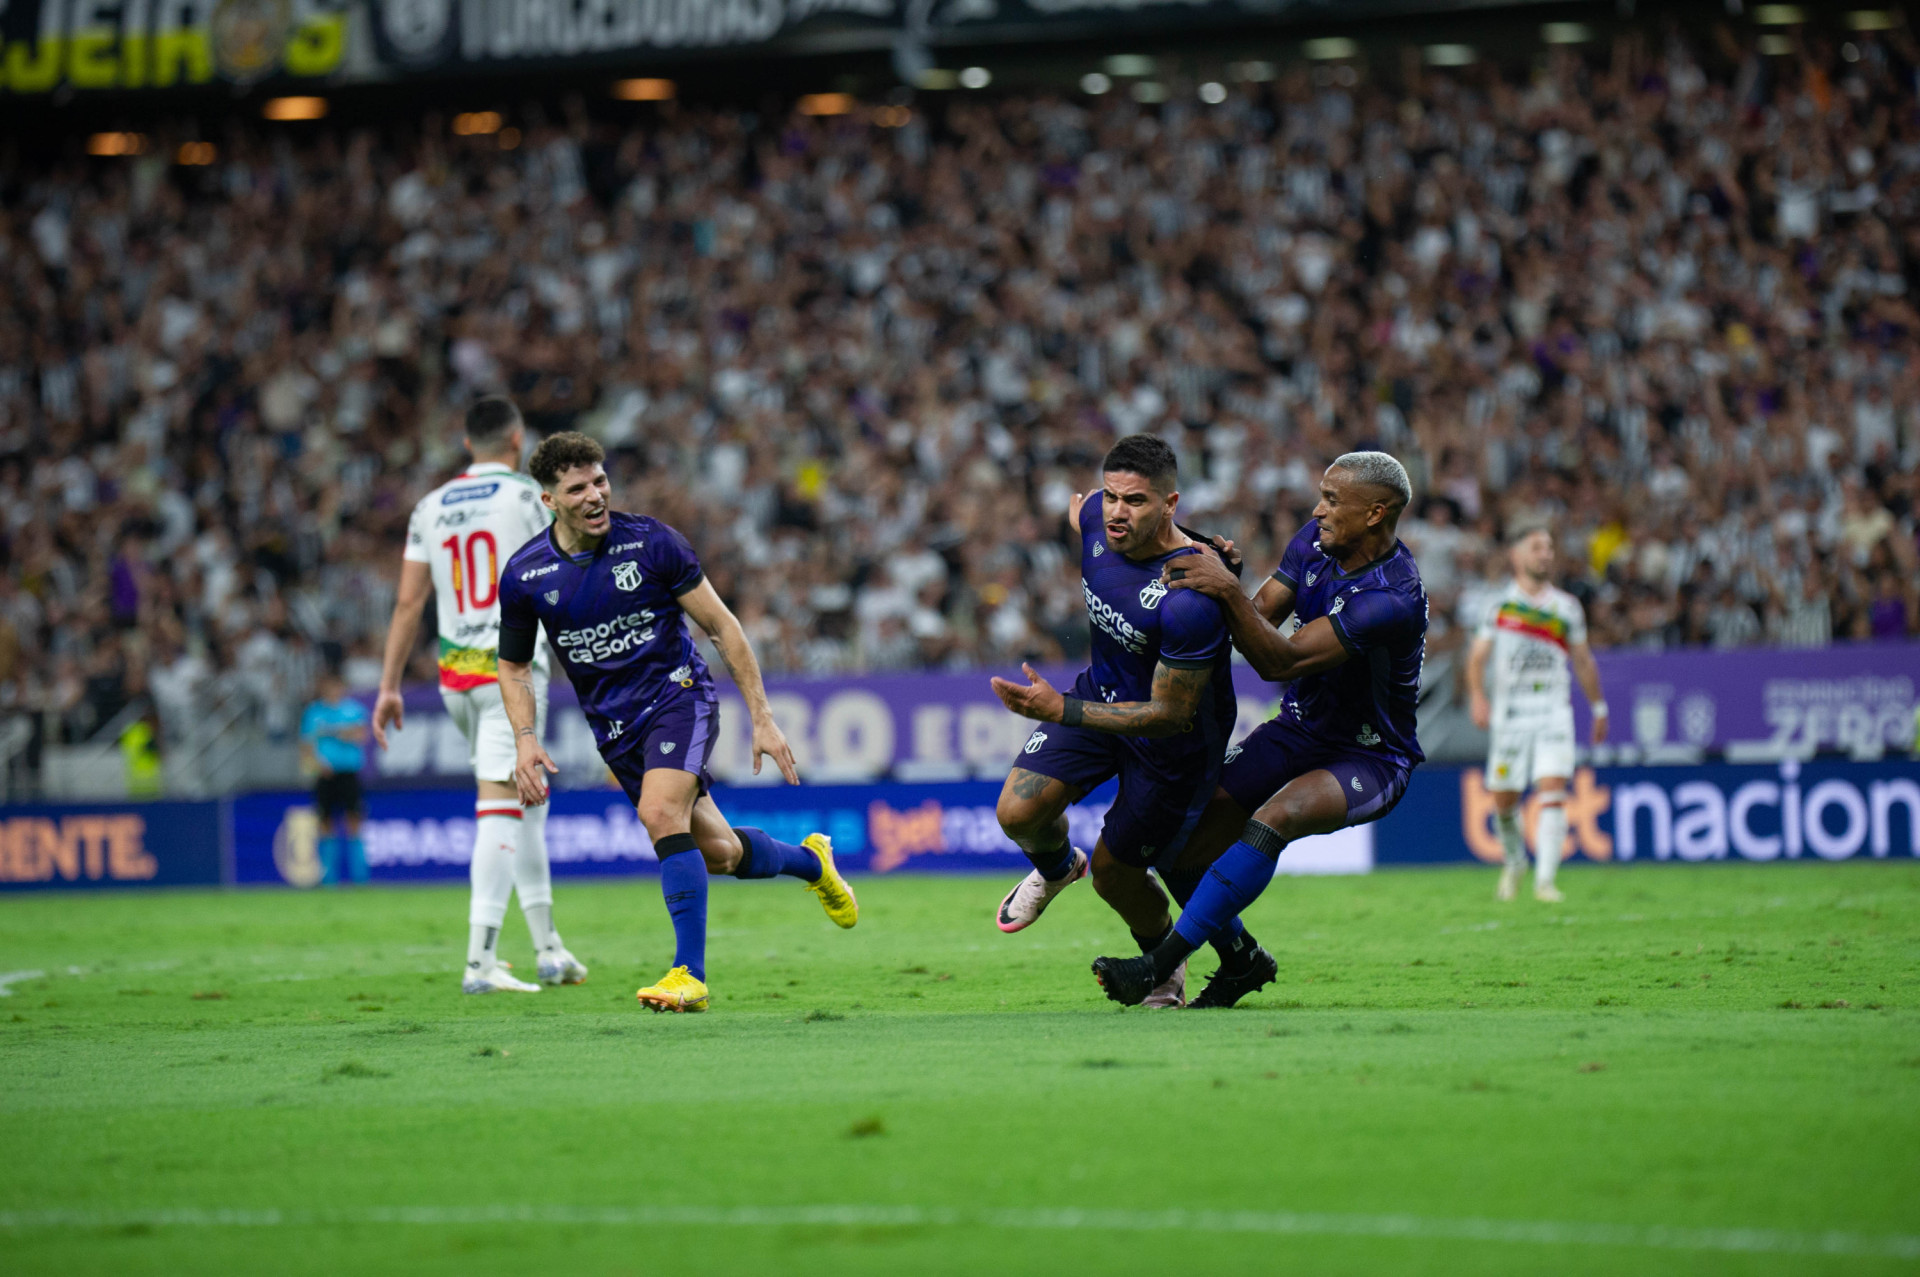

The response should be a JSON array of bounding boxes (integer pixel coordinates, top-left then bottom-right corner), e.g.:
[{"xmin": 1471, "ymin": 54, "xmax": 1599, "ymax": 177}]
[
  {"xmin": 0, "ymin": 970, "xmax": 45, "ymax": 997},
  {"xmin": 0, "ymin": 1205, "xmax": 1912, "ymax": 1259}
]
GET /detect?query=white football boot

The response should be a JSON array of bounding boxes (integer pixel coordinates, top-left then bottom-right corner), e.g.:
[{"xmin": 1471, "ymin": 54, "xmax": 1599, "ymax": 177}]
[
  {"xmin": 996, "ymin": 847, "xmax": 1089, "ymax": 933},
  {"xmin": 536, "ymin": 948, "xmax": 589, "ymax": 986},
  {"xmin": 1494, "ymin": 865, "xmax": 1522, "ymax": 902},
  {"xmin": 1533, "ymin": 883, "xmax": 1564, "ymax": 904},
  {"xmin": 462, "ymin": 963, "xmax": 541, "ymax": 994},
  {"xmin": 1140, "ymin": 957, "xmax": 1188, "ymax": 1008}
]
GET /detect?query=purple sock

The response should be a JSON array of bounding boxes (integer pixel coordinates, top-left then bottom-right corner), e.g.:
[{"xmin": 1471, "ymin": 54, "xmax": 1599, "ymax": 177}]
[
  {"xmin": 657, "ymin": 847, "xmax": 709, "ymax": 981},
  {"xmin": 731, "ymin": 827, "xmax": 821, "ymax": 881}
]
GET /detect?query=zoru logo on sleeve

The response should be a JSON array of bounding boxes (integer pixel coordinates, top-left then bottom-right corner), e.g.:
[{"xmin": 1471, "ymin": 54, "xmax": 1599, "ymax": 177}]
[
  {"xmin": 1138, "ymin": 579, "xmax": 1168, "ymax": 610},
  {"xmin": 544, "ymin": 589, "xmax": 560, "ymax": 604},
  {"xmin": 612, "ymin": 561, "xmax": 643, "ymax": 592}
]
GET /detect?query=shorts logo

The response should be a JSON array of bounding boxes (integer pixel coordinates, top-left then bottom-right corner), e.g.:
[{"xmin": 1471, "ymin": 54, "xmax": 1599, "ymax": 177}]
[
  {"xmin": 544, "ymin": 590, "xmax": 560, "ymax": 604},
  {"xmin": 1224, "ymin": 743, "xmax": 1243, "ymax": 764},
  {"xmin": 1023, "ymin": 729, "xmax": 1047, "ymax": 754},
  {"xmin": 612, "ymin": 561, "xmax": 643, "ymax": 591},
  {"xmin": 1138, "ymin": 579, "xmax": 1168, "ymax": 610},
  {"xmin": 1350, "ymin": 775, "xmax": 1363, "ymax": 793},
  {"xmin": 1356, "ymin": 722, "xmax": 1381, "ymax": 747},
  {"xmin": 660, "ymin": 741, "xmax": 676, "ymax": 754},
  {"xmin": 668, "ymin": 663, "xmax": 695, "ymax": 688}
]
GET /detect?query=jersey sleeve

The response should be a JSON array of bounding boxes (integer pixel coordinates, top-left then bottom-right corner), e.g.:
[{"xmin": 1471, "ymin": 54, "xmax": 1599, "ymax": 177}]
[
  {"xmin": 1157, "ymin": 586, "xmax": 1228, "ymax": 669},
  {"xmin": 658, "ymin": 523, "xmax": 705, "ymax": 597},
  {"xmin": 1327, "ymin": 587, "xmax": 1421, "ymax": 657},
  {"xmin": 1078, "ymin": 491, "xmax": 1104, "ymax": 557},
  {"xmin": 496, "ymin": 560, "xmax": 540, "ymax": 664},
  {"xmin": 1563, "ymin": 594, "xmax": 1588, "ymax": 646},
  {"xmin": 402, "ymin": 499, "xmax": 431, "ymax": 563},
  {"xmin": 1473, "ymin": 593, "xmax": 1500, "ymax": 641},
  {"xmin": 1271, "ymin": 522, "xmax": 1317, "ymax": 588}
]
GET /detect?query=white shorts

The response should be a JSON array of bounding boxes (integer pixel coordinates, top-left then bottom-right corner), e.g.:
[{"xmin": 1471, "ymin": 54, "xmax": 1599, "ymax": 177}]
[
  {"xmin": 441, "ymin": 673, "xmax": 548, "ymax": 784},
  {"xmin": 1485, "ymin": 710, "xmax": 1575, "ymax": 793}
]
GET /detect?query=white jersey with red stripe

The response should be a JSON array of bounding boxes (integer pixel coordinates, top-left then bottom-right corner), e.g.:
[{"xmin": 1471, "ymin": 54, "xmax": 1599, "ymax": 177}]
[
  {"xmin": 403, "ymin": 461, "xmax": 552, "ymax": 690},
  {"xmin": 1474, "ymin": 580, "xmax": 1586, "ymax": 723}
]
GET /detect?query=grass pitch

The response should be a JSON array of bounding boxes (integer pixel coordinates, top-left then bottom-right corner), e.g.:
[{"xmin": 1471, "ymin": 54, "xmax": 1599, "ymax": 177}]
[{"xmin": 1, "ymin": 862, "xmax": 1916, "ymax": 1275}]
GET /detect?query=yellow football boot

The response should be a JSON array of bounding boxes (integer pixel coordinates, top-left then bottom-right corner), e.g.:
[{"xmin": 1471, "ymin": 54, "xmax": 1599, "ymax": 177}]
[
  {"xmin": 803, "ymin": 833, "xmax": 859, "ymax": 929},
  {"xmin": 636, "ymin": 966, "xmax": 709, "ymax": 1013}
]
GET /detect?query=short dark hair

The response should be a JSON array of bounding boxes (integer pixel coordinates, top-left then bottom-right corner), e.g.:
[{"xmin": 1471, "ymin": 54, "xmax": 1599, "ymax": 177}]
[
  {"xmin": 1102, "ymin": 434, "xmax": 1179, "ymax": 492},
  {"xmin": 465, "ymin": 395, "xmax": 523, "ymax": 447},
  {"xmin": 529, "ymin": 431, "xmax": 606, "ymax": 487}
]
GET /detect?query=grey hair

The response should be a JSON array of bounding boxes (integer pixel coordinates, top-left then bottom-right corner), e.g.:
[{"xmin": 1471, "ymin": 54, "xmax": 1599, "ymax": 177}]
[{"xmin": 1330, "ymin": 451, "xmax": 1412, "ymax": 511}]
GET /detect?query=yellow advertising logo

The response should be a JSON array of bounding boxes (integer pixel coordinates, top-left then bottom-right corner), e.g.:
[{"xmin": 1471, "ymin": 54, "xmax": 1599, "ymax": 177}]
[
  {"xmin": 1460, "ymin": 768, "xmax": 1613, "ymax": 864},
  {"xmin": 273, "ymin": 806, "xmax": 325, "ymax": 888},
  {"xmin": 0, "ymin": 815, "xmax": 155, "ymax": 883},
  {"xmin": 1, "ymin": 0, "xmax": 344, "ymax": 93},
  {"xmin": 868, "ymin": 800, "xmax": 945, "ymax": 872}
]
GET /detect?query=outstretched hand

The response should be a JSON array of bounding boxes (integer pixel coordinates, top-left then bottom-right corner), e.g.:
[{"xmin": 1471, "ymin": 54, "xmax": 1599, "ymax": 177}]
[
  {"xmin": 751, "ymin": 716, "xmax": 802, "ymax": 785},
  {"xmin": 1162, "ymin": 544, "xmax": 1240, "ymax": 600},
  {"xmin": 370, "ymin": 690, "xmax": 405, "ymax": 750},
  {"xmin": 990, "ymin": 663, "xmax": 1066, "ymax": 724}
]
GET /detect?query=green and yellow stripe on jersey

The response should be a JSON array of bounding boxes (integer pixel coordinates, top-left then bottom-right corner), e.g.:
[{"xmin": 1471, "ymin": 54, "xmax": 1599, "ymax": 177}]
[
  {"xmin": 438, "ymin": 639, "xmax": 499, "ymax": 691},
  {"xmin": 1493, "ymin": 600, "xmax": 1570, "ymax": 651}
]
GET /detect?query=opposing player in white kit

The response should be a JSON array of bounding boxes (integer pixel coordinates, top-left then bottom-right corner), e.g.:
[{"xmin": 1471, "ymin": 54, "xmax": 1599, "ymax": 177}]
[
  {"xmin": 1466, "ymin": 523, "xmax": 1608, "ymax": 903},
  {"xmin": 372, "ymin": 396, "xmax": 589, "ymax": 993}
]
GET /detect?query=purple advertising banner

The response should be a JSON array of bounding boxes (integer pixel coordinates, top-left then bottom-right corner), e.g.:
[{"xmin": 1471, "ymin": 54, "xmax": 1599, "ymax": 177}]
[{"xmin": 363, "ymin": 642, "xmax": 1920, "ymax": 785}]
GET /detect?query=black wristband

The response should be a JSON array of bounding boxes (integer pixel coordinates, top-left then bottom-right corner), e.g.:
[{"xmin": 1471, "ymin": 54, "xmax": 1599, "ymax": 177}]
[
  {"xmin": 1061, "ymin": 697, "xmax": 1085, "ymax": 727},
  {"xmin": 1176, "ymin": 525, "xmax": 1245, "ymax": 578}
]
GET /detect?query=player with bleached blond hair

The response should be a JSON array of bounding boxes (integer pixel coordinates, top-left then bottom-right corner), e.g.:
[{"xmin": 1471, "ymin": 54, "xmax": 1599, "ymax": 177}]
[{"xmin": 1466, "ymin": 522, "xmax": 1608, "ymax": 903}]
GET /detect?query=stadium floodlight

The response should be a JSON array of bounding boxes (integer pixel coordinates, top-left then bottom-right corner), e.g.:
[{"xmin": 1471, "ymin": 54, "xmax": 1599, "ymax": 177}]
[
  {"xmin": 1424, "ymin": 43, "xmax": 1476, "ymax": 67},
  {"xmin": 1758, "ymin": 33, "xmax": 1794, "ymax": 55},
  {"xmin": 1198, "ymin": 81, "xmax": 1227, "ymax": 104},
  {"xmin": 613, "ymin": 78, "xmax": 674, "ymax": 101},
  {"xmin": 1080, "ymin": 72, "xmax": 1112, "ymax": 95},
  {"xmin": 1131, "ymin": 80, "xmax": 1169, "ymax": 104},
  {"xmin": 1754, "ymin": 4, "xmax": 1806, "ymax": 23},
  {"xmin": 87, "ymin": 132, "xmax": 147, "ymax": 156},
  {"xmin": 262, "ymin": 96, "xmax": 327, "ymax": 121},
  {"xmin": 1541, "ymin": 22, "xmax": 1592, "ymax": 44},
  {"xmin": 175, "ymin": 141, "xmax": 216, "ymax": 165},
  {"xmin": 1104, "ymin": 54, "xmax": 1154, "ymax": 77},
  {"xmin": 1232, "ymin": 60, "xmax": 1275, "ymax": 82},
  {"xmin": 915, "ymin": 68, "xmax": 960, "ymax": 90},
  {"xmin": 1848, "ymin": 10, "xmax": 1895, "ymax": 29},
  {"xmin": 1303, "ymin": 37, "xmax": 1357, "ymax": 60},
  {"xmin": 959, "ymin": 66, "xmax": 991, "ymax": 89},
  {"xmin": 453, "ymin": 112, "xmax": 503, "ymax": 135},
  {"xmin": 798, "ymin": 93, "xmax": 855, "ymax": 116}
]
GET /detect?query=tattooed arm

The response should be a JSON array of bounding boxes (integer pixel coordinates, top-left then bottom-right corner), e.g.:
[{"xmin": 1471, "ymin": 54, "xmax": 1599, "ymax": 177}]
[
  {"xmin": 990, "ymin": 660, "xmax": 1212, "ymax": 738},
  {"xmin": 500, "ymin": 656, "xmax": 558, "ymax": 806}
]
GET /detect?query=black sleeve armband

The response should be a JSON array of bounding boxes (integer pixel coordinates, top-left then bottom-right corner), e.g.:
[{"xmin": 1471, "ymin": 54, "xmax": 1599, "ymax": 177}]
[
  {"xmin": 1176, "ymin": 524, "xmax": 1244, "ymax": 578},
  {"xmin": 1061, "ymin": 697, "xmax": 1086, "ymax": 727},
  {"xmin": 497, "ymin": 622, "xmax": 538, "ymax": 665}
]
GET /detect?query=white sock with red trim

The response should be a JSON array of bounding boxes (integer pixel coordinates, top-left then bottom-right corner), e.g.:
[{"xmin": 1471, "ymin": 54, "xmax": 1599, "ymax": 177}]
[
  {"xmin": 467, "ymin": 799, "xmax": 521, "ymax": 972},
  {"xmin": 514, "ymin": 802, "xmax": 560, "ymax": 954}
]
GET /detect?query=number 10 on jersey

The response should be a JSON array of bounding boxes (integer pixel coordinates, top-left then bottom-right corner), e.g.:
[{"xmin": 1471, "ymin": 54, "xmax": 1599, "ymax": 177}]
[{"xmin": 443, "ymin": 531, "xmax": 499, "ymax": 612}]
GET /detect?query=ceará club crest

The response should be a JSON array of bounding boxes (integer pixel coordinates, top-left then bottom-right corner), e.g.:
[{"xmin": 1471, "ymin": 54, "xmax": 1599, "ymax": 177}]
[
  {"xmin": 1138, "ymin": 579, "xmax": 1168, "ymax": 610},
  {"xmin": 612, "ymin": 561, "xmax": 643, "ymax": 591}
]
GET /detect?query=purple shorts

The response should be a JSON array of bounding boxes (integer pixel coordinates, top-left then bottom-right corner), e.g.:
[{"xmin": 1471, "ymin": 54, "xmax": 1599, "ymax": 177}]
[
  {"xmin": 1220, "ymin": 715, "xmax": 1411, "ymax": 827},
  {"xmin": 1014, "ymin": 721, "xmax": 1222, "ymax": 870},
  {"xmin": 604, "ymin": 690, "xmax": 719, "ymax": 806}
]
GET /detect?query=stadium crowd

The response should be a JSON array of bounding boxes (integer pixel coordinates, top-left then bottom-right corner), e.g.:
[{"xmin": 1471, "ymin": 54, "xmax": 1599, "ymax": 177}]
[{"xmin": 2, "ymin": 24, "xmax": 1919, "ymax": 755}]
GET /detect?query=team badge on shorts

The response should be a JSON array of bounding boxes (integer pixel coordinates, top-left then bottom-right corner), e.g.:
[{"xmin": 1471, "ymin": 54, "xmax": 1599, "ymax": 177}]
[
  {"xmin": 613, "ymin": 561, "xmax": 643, "ymax": 591},
  {"xmin": 661, "ymin": 741, "xmax": 676, "ymax": 754},
  {"xmin": 1138, "ymin": 579, "xmax": 1167, "ymax": 610},
  {"xmin": 1024, "ymin": 729, "xmax": 1047, "ymax": 754},
  {"xmin": 1350, "ymin": 775, "xmax": 1363, "ymax": 792}
]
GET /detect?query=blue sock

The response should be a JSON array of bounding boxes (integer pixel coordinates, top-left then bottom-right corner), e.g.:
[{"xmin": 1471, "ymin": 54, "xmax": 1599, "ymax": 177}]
[
  {"xmin": 1025, "ymin": 840, "xmax": 1076, "ymax": 882},
  {"xmin": 318, "ymin": 836, "xmax": 340, "ymax": 885},
  {"xmin": 731, "ymin": 827, "xmax": 821, "ymax": 882},
  {"xmin": 346, "ymin": 837, "xmax": 368, "ymax": 883},
  {"xmin": 657, "ymin": 845, "xmax": 709, "ymax": 981},
  {"xmin": 1172, "ymin": 840, "xmax": 1279, "ymax": 951},
  {"xmin": 1162, "ymin": 865, "xmax": 1250, "ymax": 957}
]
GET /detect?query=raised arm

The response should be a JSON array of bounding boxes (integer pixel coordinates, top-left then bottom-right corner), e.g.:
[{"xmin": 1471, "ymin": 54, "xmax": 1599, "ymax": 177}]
[
  {"xmin": 372, "ymin": 558, "xmax": 433, "ymax": 749},
  {"xmin": 676, "ymin": 578, "xmax": 801, "ymax": 784},
  {"xmin": 990, "ymin": 659, "xmax": 1212, "ymax": 738}
]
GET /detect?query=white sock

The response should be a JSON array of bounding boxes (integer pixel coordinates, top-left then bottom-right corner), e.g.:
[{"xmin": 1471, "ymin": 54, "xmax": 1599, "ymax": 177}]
[
  {"xmin": 469, "ymin": 799, "xmax": 520, "ymax": 969},
  {"xmin": 514, "ymin": 802, "xmax": 560, "ymax": 954},
  {"xmin": 1536, "ymin": 801, "xmax": 1568, "ymax": 889},
  {"xmin": 1496, "ymin": 808, "xmax": 1526, "ymax": 872}
]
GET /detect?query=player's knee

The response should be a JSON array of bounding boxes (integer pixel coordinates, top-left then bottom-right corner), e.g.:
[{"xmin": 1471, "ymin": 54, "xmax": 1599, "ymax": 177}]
[
  {"xmin": 995, "ymin": 793, "xmax": 1047, "ymax": 840},
  {"xmin": 635, "ymin": 799, "xmax": 687, "ymax": 840}
]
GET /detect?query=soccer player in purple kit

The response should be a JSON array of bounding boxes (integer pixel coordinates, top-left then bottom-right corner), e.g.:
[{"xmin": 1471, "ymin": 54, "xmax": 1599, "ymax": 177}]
[
  {"xmin": 1091, "ymin": 451, "xmax": 1429, "ymax": 1008},
  {"xmin": 494, "ymin": 432, "xmax": 859, "ymax": 1014},
  {"xmin": 988, "ymin": 435, "xmax": 1268, "ymax": 1008}
]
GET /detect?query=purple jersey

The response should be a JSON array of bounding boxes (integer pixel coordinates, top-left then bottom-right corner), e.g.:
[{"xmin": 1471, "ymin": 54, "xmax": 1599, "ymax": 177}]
[
  {"xmin": 1270, "ymin": 520, "xmax": 1427, "ymax": 765},
  {"xmin": 1075, "ymin": 492, "xmax": 1237, "ymax": 763},
  {"xmin": 497, "ymin": 511, "xmax": 715, "ymax": 759}
]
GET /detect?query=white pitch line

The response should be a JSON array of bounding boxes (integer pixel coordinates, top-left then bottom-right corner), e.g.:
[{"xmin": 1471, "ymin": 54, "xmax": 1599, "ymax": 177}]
[
  {"xmin": 0, "ymin": 1204, "xmax": 1913, "ymax": 1259},
  {"xmin": 0, "ymin": 970, "xmax": 44, "ymax": 997}
]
